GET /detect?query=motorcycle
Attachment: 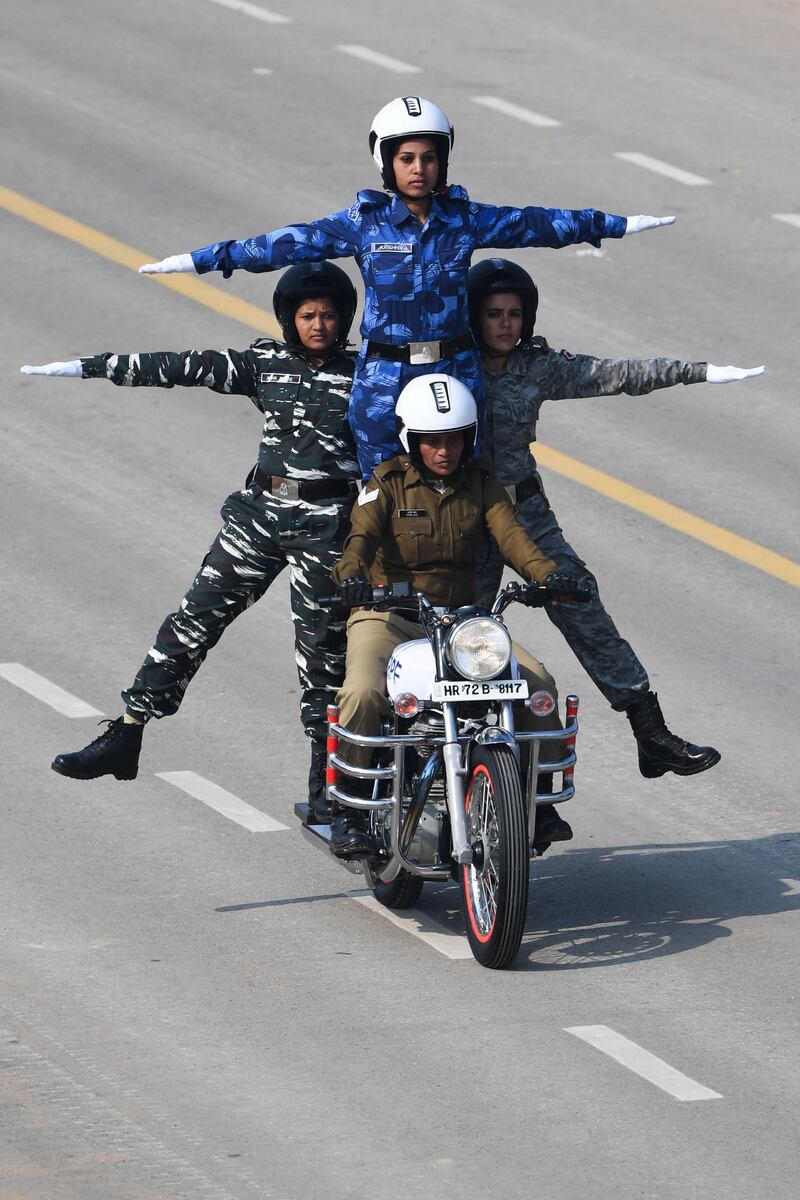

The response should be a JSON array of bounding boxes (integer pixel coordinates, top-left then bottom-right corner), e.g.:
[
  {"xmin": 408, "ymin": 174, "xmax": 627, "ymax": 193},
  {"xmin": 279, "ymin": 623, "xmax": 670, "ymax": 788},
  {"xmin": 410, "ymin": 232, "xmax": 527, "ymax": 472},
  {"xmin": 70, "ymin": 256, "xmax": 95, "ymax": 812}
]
[{"xmin": 295, "ymin": 578, "xmax": 585, "ymax": 970}]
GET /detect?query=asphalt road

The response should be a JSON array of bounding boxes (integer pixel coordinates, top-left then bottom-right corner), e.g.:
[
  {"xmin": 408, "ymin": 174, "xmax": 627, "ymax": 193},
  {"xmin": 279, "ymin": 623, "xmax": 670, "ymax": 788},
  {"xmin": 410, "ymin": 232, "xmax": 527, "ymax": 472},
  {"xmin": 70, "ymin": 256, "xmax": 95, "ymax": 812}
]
[{"xmin": 1, "ymin": 1, "xmax": 799, "ymax": 1197}]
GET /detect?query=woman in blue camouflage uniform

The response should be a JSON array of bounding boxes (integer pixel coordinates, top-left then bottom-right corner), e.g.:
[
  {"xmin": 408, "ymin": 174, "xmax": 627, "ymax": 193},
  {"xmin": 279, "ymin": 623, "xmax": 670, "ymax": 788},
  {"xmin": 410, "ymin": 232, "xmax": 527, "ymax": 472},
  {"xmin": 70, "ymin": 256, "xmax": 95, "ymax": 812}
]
[
  {"xmin": 468, "ymin": 257, "xmax": 765, "ymax": 780},
  {"xmin": 139, "ymin": 97, "xmax": 675, "ymax": 479},
  {"xmin": 22, "ymin": 264, "xmax": 358, "ymax": 819}
]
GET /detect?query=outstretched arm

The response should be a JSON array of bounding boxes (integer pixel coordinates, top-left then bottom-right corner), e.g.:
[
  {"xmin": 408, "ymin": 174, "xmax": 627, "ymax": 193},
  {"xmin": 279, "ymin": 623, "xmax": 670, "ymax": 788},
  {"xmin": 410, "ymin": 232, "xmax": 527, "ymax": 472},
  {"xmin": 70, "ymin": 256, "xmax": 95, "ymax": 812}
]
[
  {"xmin": 21, "ymin": 350, "xmax": 257, "ymax": 396},
  {"xmin": 139, "ymin": 210, "xmax": 359, "ymax": 277},
  {"xmin": 474, "ymin": 204, "xmax": 676, "ymax": 251},
  {"xmin": 536, "ymin": 349, "xmax": 765, "ymax": 401}
]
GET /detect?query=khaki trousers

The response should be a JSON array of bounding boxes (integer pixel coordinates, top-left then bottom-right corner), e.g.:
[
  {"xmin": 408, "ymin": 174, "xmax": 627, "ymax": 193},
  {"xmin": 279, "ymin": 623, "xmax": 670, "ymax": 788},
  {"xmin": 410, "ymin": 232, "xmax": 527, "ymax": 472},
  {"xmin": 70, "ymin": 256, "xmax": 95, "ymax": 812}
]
[{"xmin": 337, "ymin": 609, "xmax": 563, "ymax": 769}]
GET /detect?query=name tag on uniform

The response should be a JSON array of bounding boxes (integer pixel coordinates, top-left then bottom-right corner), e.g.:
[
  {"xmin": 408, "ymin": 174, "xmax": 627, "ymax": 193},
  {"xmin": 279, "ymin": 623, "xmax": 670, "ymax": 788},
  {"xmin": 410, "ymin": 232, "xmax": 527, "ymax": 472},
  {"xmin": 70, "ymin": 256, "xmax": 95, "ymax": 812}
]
[
  {"xmin": 371, "ymin": 242, "xmax": 414, "ymax": 253},
  {"xmin": 398, "ymin": 509, "xmax": 426, "ymax": 518},
  {"xmin": 260, "ymin": 372, "xmax": 302, "ymax": 384}
]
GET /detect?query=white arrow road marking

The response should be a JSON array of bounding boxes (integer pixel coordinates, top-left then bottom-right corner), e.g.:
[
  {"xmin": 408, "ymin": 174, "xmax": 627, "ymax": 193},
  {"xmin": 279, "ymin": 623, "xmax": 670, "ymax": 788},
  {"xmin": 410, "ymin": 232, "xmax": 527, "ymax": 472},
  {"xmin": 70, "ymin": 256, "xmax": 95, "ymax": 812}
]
[
  {"xmin": 336, "ymin": 45, "xmax": 420, "ymax": 73},
  {"xmin": 0, "ymin": 663, "xmax": 104, "ymax": 718},
  {"xmin": 615, "ymin": 152, "xmax": 712, "ymax": 187},
  {"xmin": 471, "ymin": 96, "xmax": 561, "ymax": 128},
  {"xmin": 207, "ymin": 0, "xmax": 290, "ymax": 24},
  {"xmin": 566, "ymin": 1025, "xmax": 722, "ymax": 1101},
  {"xmin": 349, "ymin": 891, "xmax": 473, "ymax": 959},
  {"xmin": 773, "ymin": 214, "xmax": 800, "ymax": 229},
  {"xmin": 779, "ymin": 878, "xmax": 800, "ymax": 896},
  {"xmin": 156, "ymin": 771, "xmax": 288, "ymax": 832}
]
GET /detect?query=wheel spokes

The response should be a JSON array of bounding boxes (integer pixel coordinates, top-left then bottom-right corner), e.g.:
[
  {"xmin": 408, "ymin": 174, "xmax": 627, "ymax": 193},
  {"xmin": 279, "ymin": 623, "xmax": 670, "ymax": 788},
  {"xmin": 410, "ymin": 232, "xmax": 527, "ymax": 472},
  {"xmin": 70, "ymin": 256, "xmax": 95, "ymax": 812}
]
[{"xmin": 466, "ymin": 772, "xmax": 501, "ymax": 936}]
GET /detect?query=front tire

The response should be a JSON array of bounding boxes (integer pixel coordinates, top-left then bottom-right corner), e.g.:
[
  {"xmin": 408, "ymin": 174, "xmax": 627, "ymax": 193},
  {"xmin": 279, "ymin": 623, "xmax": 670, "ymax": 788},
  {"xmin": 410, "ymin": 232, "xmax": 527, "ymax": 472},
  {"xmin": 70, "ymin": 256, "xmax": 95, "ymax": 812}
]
[{"xmin": 459, "ymin": 746, "xmax": 528, "ymax": 969}]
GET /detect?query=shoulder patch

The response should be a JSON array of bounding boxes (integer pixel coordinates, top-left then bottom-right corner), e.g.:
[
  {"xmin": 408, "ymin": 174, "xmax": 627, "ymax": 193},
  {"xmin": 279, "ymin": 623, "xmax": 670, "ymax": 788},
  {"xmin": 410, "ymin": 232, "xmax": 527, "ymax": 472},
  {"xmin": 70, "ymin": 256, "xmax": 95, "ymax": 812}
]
[{"xmin": 358, "ymin": 488, "xmax": 380, "ymax": 507}]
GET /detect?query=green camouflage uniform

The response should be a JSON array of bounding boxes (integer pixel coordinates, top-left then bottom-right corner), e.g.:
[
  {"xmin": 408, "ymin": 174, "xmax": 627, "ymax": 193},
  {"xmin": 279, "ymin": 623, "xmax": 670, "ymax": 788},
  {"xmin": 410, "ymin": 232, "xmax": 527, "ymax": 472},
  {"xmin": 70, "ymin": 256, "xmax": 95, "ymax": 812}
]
[
  {"xmin": 476, "ymin": 338, "xmax": 707, "ymax": 710},
  {"xmin": 81, "ymin": 339, "xmax": 357, "ymax": 741}
]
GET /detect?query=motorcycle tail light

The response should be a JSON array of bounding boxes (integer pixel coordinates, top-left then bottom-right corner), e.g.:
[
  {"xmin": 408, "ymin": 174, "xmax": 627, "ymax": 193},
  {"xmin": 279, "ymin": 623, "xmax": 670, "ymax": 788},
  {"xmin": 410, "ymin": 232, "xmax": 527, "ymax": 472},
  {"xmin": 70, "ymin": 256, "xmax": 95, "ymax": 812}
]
[
  {"xmin": 529, "ymin": 690, "xmax": 556, "ymax": 717},
  {"xmin": 393, "ymin": 692, "xmax": 420, "ymax": 718}
]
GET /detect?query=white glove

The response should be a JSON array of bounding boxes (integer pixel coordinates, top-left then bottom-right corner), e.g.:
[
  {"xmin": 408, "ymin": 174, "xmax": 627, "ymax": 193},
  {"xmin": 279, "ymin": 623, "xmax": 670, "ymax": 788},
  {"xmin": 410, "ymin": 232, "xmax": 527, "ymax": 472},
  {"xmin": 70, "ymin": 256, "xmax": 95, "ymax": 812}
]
[
  {"xmin": 705, "ymin": 364, "xmax": 765, "ymax": 384},
  {"xmin": 138, "ymin": 252, "xmax": 196, "ymax": 275},
  {"xmin": 20, "ymin": 360, "xmax": 83, "ymax": 377},
  {"xmin": 625, "ymin": 214, "xmax": 676, "ymax": 235}
]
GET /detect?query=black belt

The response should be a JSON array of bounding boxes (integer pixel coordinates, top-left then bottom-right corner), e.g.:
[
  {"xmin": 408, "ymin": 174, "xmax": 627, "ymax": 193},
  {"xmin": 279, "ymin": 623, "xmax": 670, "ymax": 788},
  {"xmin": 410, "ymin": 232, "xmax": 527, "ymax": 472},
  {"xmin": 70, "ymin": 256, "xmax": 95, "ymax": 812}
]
[
  {"xmin": 250, "ymin": 465, "xmax": 356, "ymax": 502},
  {"xmin": 365, "ymin": 330, "xmax": 474, "ymax": 365}
]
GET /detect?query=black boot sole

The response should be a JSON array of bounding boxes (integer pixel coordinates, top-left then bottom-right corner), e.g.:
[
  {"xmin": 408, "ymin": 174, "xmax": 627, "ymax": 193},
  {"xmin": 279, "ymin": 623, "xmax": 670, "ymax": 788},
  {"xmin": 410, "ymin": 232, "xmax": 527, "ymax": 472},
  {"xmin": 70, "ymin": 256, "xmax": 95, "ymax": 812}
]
[
  {"xmin": 639, "ymin": 749, "xmax": 721, "ymax": 779},
  {"xmin": 51, "ymin": 761, "xmax": 138, "ymax": 781},
  {"xmin": 329, "ymin": 837, "xmax": 378, "ymax": 860}
]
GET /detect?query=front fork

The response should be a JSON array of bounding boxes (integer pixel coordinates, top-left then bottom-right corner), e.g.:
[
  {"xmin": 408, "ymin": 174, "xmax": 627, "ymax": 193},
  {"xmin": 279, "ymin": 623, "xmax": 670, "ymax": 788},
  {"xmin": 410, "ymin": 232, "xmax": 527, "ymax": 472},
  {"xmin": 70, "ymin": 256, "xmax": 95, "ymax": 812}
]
[
  {"xmin": 442, "ymin": 699, "xmax": 522, "ymax": 865},
  {"xmin": 441, "ymin": 702, "xmax": 473, "ymax": 865}
]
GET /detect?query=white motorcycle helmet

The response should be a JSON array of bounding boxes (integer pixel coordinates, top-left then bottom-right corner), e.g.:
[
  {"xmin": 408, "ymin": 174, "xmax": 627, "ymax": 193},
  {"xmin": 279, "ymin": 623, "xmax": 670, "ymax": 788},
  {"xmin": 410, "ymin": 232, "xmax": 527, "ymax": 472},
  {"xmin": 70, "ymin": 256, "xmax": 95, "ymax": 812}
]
[
  {"xmin": 369, "ymin": 96, "xmax": 454, "ymax": 192},
  {"xmin": 395, "ymin": 374, "xmax": 478, "ymax": 464}
]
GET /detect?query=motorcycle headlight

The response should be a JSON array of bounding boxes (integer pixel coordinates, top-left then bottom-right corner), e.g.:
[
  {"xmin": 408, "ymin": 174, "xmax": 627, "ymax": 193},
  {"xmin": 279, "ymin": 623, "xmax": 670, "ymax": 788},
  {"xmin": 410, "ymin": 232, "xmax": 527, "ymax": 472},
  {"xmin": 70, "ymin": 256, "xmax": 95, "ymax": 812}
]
[{"xmin": 446, "ymin": 618, "xmax": 512, "ymax": 681}]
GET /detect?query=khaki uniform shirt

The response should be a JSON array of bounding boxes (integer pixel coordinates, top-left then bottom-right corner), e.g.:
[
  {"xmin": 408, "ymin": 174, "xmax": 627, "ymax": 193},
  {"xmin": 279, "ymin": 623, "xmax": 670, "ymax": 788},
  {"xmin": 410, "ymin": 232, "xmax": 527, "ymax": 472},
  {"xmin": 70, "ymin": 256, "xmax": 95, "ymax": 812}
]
[{"xmin": 332, "ymin": 454, "xmax": 555, "ymax": 607}]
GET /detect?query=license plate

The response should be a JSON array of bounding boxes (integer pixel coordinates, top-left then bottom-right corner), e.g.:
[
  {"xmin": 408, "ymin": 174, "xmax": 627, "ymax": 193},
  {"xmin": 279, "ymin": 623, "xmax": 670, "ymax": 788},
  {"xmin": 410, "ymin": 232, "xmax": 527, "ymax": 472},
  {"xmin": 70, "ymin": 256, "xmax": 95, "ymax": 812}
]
[{"xmin": 430, "ymin": 679, "xmax": 530, "ymax": 702}]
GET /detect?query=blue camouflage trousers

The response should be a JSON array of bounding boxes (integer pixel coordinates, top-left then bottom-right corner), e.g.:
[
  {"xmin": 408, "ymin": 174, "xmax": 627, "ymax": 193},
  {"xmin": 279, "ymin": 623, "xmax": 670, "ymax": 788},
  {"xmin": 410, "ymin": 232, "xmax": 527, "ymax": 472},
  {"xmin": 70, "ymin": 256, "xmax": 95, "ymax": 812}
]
[
  {"xmin": 473, "ymin": 491, "xmax": 649, "ymax": 711},
  {"xmin": 122, "ymin": 488, "xmax": 348, "ymax": 742}
]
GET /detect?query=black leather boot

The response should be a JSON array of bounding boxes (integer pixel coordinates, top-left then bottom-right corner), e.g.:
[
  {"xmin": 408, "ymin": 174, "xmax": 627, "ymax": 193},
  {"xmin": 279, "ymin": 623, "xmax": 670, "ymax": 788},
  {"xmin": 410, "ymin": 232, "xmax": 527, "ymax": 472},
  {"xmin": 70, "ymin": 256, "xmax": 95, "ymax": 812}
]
[
  {"xmin": 533, "ymin": 772, "xmax": 573, "ymax": 844},
  {"xmin": 330, "ymin": 808, "xmax": 378, "ymax": 859},
  {"xmin": 626, "ymin": 691, "xmax": 720, "ymax": 778},
  {"xmin": 307, "ymin": 740, "xmax": 333, "ymax": 824},
  {"xmin": 51, "ymin": 717, "xmax": 143, "ymax": 781}
]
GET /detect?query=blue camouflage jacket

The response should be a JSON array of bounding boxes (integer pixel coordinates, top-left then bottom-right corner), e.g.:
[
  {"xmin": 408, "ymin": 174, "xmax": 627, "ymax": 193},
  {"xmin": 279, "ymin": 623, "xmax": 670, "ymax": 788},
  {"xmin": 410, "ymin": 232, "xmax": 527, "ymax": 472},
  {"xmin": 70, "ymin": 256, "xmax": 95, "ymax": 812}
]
[{"xmin": 190, "ymin": 186, "xmax": 627, "ymax": 473}]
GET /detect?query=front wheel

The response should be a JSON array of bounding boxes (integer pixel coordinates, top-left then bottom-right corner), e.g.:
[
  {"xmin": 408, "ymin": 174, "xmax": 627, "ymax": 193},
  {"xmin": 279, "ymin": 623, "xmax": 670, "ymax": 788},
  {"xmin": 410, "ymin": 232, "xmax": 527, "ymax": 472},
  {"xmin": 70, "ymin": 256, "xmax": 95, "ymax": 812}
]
[{"xmin": 459, "ymin": 745, "xmax": 529, "ymax": 969}]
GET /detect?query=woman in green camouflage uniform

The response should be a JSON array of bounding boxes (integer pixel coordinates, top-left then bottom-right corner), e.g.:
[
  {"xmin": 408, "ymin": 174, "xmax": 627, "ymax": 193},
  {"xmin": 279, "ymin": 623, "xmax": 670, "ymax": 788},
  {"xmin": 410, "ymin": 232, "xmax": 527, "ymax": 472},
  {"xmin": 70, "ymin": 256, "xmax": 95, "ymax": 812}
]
[
  {"xmin": 22, "ymin": 264, "xmax": 358, "ymax": 819},
  {"xmin": 468, "ymin": 258, "xmax": 764, "ymax": 780}
]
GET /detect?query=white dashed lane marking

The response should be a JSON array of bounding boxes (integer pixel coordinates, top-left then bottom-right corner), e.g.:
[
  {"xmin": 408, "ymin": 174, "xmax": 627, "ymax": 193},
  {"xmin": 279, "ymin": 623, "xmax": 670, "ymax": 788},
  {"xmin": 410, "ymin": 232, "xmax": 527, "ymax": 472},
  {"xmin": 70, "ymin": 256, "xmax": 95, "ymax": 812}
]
[
  {"xmin": 566, "ymin": 1025, "xmax": 723, "ymax": 1101},
  {"xmin": 773, "ymin": 213, "xmax": 800, "ymax": 229},
  {"xmin": 336, "ymin": 45, "xmax": 420, "ymax": 74},
  {"xmin": 207, "ymin": 0, "xmax": 290, "ymax": 23},
  {"xmin": 348, "ymin": 891, "xmax": 473, "ymax": 959},
  {"xmin": 156, "ymin": 771, "xmax": 288, "ymax": 832},
  {"xmin": 0, "ymin": 663, "xmax": 104, "ymax": 718},
  {"xmin": 471, "ymin": 96, "xmax": 561, "ymax": 128},
  {"xmin": 614, "ymin": 152, "xmax": 712, "ymax": 187}
]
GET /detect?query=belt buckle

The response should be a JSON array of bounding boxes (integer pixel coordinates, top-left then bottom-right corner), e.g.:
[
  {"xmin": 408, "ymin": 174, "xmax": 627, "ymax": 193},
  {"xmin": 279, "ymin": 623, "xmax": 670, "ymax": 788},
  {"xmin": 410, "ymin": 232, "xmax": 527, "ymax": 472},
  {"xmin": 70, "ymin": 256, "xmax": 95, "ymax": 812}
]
[
  {"xmin": 408, "ymin": 340, "xmax": 440, "ymax": 366},
  {"xmin": 274, "ymin": 477, "xmax": 300, "ymax": 501}
]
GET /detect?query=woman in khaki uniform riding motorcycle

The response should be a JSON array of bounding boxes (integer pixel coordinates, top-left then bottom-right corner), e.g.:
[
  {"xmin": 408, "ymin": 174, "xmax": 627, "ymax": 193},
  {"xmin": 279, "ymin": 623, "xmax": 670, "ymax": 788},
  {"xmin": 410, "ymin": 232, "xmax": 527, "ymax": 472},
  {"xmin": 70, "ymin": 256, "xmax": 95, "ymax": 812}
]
[{"xmin": 329, "ymin": 373, "xmax": 582, "ymax": 858}]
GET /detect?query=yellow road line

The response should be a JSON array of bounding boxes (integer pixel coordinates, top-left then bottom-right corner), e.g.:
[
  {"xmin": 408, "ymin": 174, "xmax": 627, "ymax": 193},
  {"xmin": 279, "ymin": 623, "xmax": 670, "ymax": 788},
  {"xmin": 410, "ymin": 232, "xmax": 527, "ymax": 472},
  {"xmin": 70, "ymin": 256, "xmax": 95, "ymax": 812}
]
[
  {"xmin": 4, "ymin": 183, "xmax": 797, "ymax": 588},
  {"xmin": 535, "ymin": 444, "xmax": 800, "ymax": 588},
  {"xmin": 0, "ymin": 184, "xmax": 281, "ymax": 338}
]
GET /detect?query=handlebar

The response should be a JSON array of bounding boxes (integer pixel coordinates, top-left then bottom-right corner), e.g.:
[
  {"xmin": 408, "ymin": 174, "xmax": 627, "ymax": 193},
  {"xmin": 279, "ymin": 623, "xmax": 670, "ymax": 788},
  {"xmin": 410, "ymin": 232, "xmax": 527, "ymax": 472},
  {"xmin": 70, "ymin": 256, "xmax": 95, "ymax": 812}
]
[
  {"xmin": 319, "ymin": 578, "xmax": 591, "ymax": 613},
  {"xmin": 317, "ymin": 582, "xmax": 414, "ymax": 608}
]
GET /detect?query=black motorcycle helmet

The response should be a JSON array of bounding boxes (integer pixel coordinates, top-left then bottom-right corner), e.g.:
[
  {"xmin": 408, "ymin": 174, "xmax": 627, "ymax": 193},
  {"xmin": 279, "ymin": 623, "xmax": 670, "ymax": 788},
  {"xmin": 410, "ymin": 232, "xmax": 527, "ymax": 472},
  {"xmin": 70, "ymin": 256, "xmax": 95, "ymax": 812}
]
[
  {"xmin": 467, "ymin": 258, "xmax": 539, "ymax": 347},
  {"xmin": 272, "ymin": 262, "xmax": 357, "ymax": 354}
]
